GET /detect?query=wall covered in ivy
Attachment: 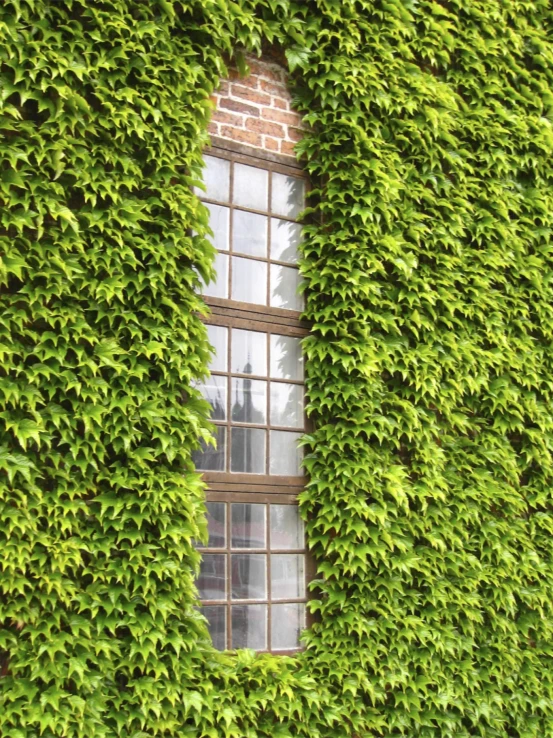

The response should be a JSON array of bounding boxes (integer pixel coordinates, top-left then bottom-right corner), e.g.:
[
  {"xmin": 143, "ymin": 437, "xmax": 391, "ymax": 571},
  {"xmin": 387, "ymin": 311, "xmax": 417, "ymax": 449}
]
[{"xmin": 2, "ymin": 1, "xmax": 553, "ymax": 736}]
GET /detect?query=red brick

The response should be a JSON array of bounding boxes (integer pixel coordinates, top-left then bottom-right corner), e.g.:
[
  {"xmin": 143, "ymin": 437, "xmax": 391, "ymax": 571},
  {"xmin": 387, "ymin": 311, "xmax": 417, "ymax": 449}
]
[
  {"xmin": 220, "ymin": 98, "xmax": 260, "ymax": 117},
  {"xmin": 246, "ymin": 118, "xmax": 285, "ymax": 137},
  {"xmin": 262, "ymin": 107, "xmax": 303, "ymax": 127},
  {"xmin": 260, "ymin": 79, "xmax": 288, "ymax": 96},
  {"xmin": 280, "ymin": 140, "xmax": 297, "ymax": 156},
  {"xmin": 287, "ymin": 126, "xmax": 303, "ymax": 142},
  {"xmin": 208, "ymin": 122, "xmax": 219, "ymax": 135},
  {"xmin": 212, "ymin": 110, "xmax": 244, "ymax": 127},
  {"xmin": 209, "ymin": 94, "xmax": 219, "ymax": 106},
  {"xmin": 221, "ymin": 126, "xmax": 261, "ymax": 147},
  {"xmin": 248, "ymin": 60, "xmax": 286, "ymax": 82},
  {"xmin": 217, "ymin": 80, "xmax": 230, "ymax": 96},
  {"xmin": 273, "ymin": 97, "xmax": 288, "ymax": 110},
  {"xmin": 264, "ymin": 137, "xmax": 279, "ymax": 151},
  {"xmin": 231, "ymin": 84, "xmax": 271, "ymax": 106}
]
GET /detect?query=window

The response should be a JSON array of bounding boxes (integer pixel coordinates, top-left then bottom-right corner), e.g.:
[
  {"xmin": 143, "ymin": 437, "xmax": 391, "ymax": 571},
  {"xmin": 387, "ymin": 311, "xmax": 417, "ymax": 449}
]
[{"xmin": 193, "ymin": 144, "xmax": 309, "ymax": 653}]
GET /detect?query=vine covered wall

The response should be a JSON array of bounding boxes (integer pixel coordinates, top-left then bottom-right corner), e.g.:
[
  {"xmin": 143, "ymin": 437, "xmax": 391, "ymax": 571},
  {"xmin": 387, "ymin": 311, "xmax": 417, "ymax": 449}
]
[{"xmin": 2, "ymin": 1, "xmax": 553, "ymax": 737}]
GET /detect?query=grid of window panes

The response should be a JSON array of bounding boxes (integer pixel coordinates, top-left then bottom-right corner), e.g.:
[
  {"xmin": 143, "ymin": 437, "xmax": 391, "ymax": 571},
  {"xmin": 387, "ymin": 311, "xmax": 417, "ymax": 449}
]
[
  {"xmin": 197, "ymin": 154, "xmax": 305, "ymax": 311},
  {"xmin": 192, "ymin": 322, "xmax": 305, "ymax": 476},
  {"xmin": 197, "ymin": 500, "xmax": 306, "ymax": 651}
]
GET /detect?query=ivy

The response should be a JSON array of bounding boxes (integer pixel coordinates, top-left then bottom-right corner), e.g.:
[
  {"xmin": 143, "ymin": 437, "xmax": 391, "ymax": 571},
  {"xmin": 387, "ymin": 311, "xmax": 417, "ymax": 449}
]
[{"xmin": 2, "ymin": 0, "xmax": 553, "ymax": 736}]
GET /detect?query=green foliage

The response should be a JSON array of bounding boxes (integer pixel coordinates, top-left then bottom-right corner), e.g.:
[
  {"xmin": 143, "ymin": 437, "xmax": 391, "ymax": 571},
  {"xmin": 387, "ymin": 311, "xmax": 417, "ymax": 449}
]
[{"xmin": 2, "ymin": 0, "xmax": 553, "ymax": 736}]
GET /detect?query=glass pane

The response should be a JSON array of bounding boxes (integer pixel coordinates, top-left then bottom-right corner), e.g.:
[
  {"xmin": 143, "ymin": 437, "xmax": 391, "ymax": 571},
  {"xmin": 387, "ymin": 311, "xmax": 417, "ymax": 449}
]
[
  {"xmin": 271, "ymin": 603, "xmax": 304, "ymax": 650},
  {"xmin": 198, "ymin": 155, "xmax": 230, "ymax": 202},
  {"xmin": 231, "ymin": 605, "xmax": 267, "ymax": 650},
  {"xmin": 197, "ymin": 553, "xmax": 226, "ymax": 600},
  {"xmin": 198, "ymin": 375, "xmax": 227, "ymax": 421},
  {"xmin": 205, "ymin": 502, "xmax": 226, "ymax": 549},
  {"xmin": 206, "ymin": 324, "xmax": 227, "ymax": 373},
  {"xmin": 233, "ymin": 211, "xmax": 268, "ymax": 257},
  {"xmin": 203, "ymin": 605, "xmax": 227, "ymax": 650},
  {"xmin": 269, "ymin": 430, "xmax": 303, "ymax": 476},
  {"xmin": 231, "ymin": 378, "xmax": 267, "ymax": 424},
  {"xmin": 270, "ymin": 382, "xmax": 303, "ymax": 429},
  {"xmin": 231, "ymin": 554, "xmax": 267, "ymax": 599},
  {"xmin": 233, "ymin": 163, "xmax": 268, "ymax": 211},
  {"xmin": 271, "ymin": 219, "xmax": 302, "ymax": 263},
  {"xmin": 204, "ymin": 252, "xmax": 229, "ymax": 299},
  {"xmin": 206, "ymin": 203, "xmax": 230, "ymax": 251},
  {"xmin": 270, "ymin": 264, "xmax": 303, "ymax": 312},
  {"xmin": 270, "ymin": 334, "xmax": 303, "ymax": 380},
  {"xmin": 231, "ymin": 256, "xmax": 267, "ymax": 305},
  {"xmin": 271, "ymin": 173, "xmax": 305, "ymax": 218},
  {"xmin": 231, "ymin": 428, "xmax": 266, "ymax": 474},
  {"xmin": 231, "ymin": 504, "xmax": 266, "ymax": 549},
  {"xmin": 231, "ymin": 329, "xmax": 267, "ymax": 376},
  {"xmin": 270, "ymin": 505, "xmax": 304, "ymax": 550},
  {"xmin": 192, "ymin": 426, "xmax": 226, "ymax": 472},
  {"xmin": 271, "ymin": 554, "xmax": 305, "ymax": 600}
]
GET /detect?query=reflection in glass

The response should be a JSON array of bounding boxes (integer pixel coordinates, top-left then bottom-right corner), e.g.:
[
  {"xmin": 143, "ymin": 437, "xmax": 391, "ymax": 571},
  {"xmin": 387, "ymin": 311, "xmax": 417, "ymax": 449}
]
[
  {"xmin": 231, "ymin": 554, "xmax": 267, "ymax": 599},
  {"xmin": 233, "ymin": 211, "xmax": 268, "ymax": 257},
  {"xmin": 270, "ymin": 505, "xmax": 304, "ymax": 550},
  {"xmin": 192, "ymin": 426, "xmax": 226, "ymax": 472},
  {"xmin": 271, "ymin": 554, "xmax": 305, "ymax": 600},
  {"xmin": 270, "ymin": 264, "xmax": 303, "ymax": 312},
  {"xmin": 231, "ymin": 427, "xmax": 266, "ymax": 474},
  {"xmin": 203, "ymin": 605, "xmax": 227, "ymax": 651},
  {"xmin": 271, "ymin": 173, "xmax": 305, "ymax": 218},
  {"xmin": 270, "ymin": 430, "xmax": 303, "ymax": 476},
  {"xmin": 204, "ymin": 252, "xmax": 229, "ymax": 299},
  {"xmin": 271, "ymin": 219, "xmax": 302, "ymax": 263},
  {"xmin": 232, "ymin": 329, "xmax": 267, "ymax": 376},
  {"xmin": 205, "ymin": 502, "xmax": 226, "ymax": 549},
  {"xmin": 233, "ymin": 163, "xmax": 268, "ymax": 210},
  {"xmin": 271, "ymin": 603, "xmax": 304, "ymax": 650},
  {"xmin": 232, "ymin": 378, "xmax": 266, "ymax": 424},
  {"xmin": 206, "ymin": 203, "xmax": 229, "ymax": 251},
  {"xmin": 270, "ymin": 335, "xmax": 303, "ymax": 380},
  {"xmin": 270, "ymin": 382, "xmax": 303, "ymax": 428},
  {"xmin": 231, "ymin": 604, "xmax": 267, "ymax": 650},
  {"xmin": 198, "ymin": 375, "xmax": 227, "ymax": 420},
  {"xmin": 197, "ymin": 553, "xmax": 226, "ymax": 600},
  {"xmin": 231, "ymin": 504, "xmax": 266, "ymax": 549},
  {"xmin": 199, "ymin": 155, "xmax": 230, "ymax": 202},
  {"xmin": 206, "ymin": 324, "xmax": 227, "ymax": 373},
  {"xmin": 231, "ymin": 256, "xmax": 267, "ymax": 305}
]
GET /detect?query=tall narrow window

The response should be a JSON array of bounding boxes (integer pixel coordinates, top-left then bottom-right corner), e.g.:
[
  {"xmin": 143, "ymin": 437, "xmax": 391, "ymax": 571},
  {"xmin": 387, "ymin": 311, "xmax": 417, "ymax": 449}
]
[{"xmin": 194, "ymin": 143, "xmax": 309, "ymax": 653}]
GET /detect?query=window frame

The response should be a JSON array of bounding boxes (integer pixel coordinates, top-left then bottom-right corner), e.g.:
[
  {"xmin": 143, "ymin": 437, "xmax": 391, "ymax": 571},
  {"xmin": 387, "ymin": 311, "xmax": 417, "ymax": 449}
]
[{"xmin": 196, "ymin": 139, "xmax": 313, "ymax": 654}]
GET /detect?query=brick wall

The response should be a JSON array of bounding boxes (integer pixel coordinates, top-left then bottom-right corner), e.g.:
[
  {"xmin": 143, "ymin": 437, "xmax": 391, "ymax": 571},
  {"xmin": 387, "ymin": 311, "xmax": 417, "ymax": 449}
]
[{"xmin": 209, "ymin": 56, "xmax": 304, "ymax": 157}]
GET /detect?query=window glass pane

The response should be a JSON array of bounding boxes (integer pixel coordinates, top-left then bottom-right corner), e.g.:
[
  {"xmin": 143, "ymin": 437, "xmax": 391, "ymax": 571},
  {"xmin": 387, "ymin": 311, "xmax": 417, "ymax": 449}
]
[
  {"xmin": 270, "ymin": 334, "xmax": 303, "ymax": 380},
  {"xmin": 234, "ymin": 163, "xmax": 268, "ymax": 210},
  {"xmin": 232, "ymin": 378, "xmax": 267, "ymax": 424},
  {"xmin": 233, "ymin": 211, "xmax": 268, "ymax": 257},
  {"xmin": 204, "ymin": 252, "xmax": 228, "ymax": 299},
  {"xmin": 198, "ymin": 155, "xmax": 230, "ymax": 202},
  {"xmin": 270, "ymin": 430, "xmax": 303, "ymax": 476},
  {"xmin": 231, "ymin": 553, "xmax": 267, "ymax": 599},
  {"xmin": 271, "ymin": 603, "xmax": 304, "ymax": 650},
  {"xmin": 271, "ymin": 173, "xmax": 305, "ymax": 218},
  {"xmin": 203, "ymin": 605, "xmax": 227, "ymax": 650},
  {"xmin": 206, "ymin": 324, "xmax": 227, "ymax": 373},
  {"xmin": 231, "ymin": 604, "xmax": 267, "ymax": 650},
  {"xmin": 271, "ymin": 219, "xmax": 302, "ymax": 263},
  {"xmin": 270, "ymin": 264, "xmax": 303, "ymax": 312},
  {"xmin": 231, "ymin": 428, "xmax": 266, "ymax": 474},
  {"xmin": 205, "ymin": 502, "xmax": 226, "ymax": 549},
  {"xmin": 232, "ymin": 329, "xmax": 267, "ymax": 376},
  {"xmin": 270, "ymin": 382, "xmax": 303, "ymax": 429},
  {"xmin": 197, "ymin": 553, "xmax": 226, "ymax": 600},
  {"xmin": 198, "ymin": 375, "xmax": 227, "ymax": 421},
  {"xmin": 231, "ymin": 504, "xmax": 266, "ymax": 549},
  {"xmin": 206, "ymin": 203, "xmax": 230, "ymax": 251},
  {"xmin": 271, "ymin": 554, "xmax": 305, "ymax": 600},
  {"xmin": 192, "ymin": 426, "xmax": 226, "ymax": 472},
  {"xmin": 270, "ymin": 505, "xmax": 304, "ymax": 550},
  {"xmin": 231, "ymin": 256, "xmax": 267, "ymax": 305}
]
